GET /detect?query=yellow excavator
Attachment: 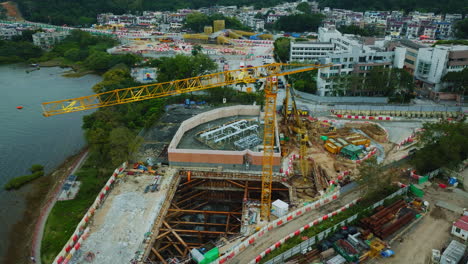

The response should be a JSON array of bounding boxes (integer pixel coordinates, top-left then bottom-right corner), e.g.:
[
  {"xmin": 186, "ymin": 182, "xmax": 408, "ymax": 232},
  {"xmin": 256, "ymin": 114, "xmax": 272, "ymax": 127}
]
[{"xmin": 42, "ymin": 62, "xmax": 331, "ymax": 221}]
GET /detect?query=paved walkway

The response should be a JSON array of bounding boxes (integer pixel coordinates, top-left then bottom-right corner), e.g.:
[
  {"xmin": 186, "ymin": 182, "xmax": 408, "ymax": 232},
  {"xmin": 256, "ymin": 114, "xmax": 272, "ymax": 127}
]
[
  {"xmin": 227, "ymin": 189, "xmax": 361, "ymax": 264},
  {"xmin": 32, "ymin": 150, "xmax": 89, "ymax": 264}
]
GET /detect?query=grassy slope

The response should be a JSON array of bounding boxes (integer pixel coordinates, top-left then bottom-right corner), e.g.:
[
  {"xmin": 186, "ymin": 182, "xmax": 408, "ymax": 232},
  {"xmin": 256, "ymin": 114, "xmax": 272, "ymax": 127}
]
[{"xmin": 41, "ymin": 165, "xmax": 107, "ymax": 264}]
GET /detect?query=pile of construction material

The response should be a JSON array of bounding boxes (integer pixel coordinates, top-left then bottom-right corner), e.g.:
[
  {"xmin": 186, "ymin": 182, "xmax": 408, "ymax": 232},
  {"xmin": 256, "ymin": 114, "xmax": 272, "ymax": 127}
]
[{"xmin": 360, "ymin": 200, "xmax": 415, "ymax": 239}]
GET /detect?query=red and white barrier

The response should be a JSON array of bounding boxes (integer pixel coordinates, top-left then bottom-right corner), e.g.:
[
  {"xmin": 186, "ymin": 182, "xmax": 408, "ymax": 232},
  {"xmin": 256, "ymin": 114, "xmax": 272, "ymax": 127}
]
[
  {"xmin": 355, "ymin": 148, "xmax": 377, "ymax": 164},
  {"xmin": 249, "ymin": 199, "xmax": 360, "ymax": 264},
  {"xmin": 335, "ymin": 114, "xmax": 393, "ymax": 121},
  {"xmin": 396, "ymin": 128, "xmax": 423, "ymax": 149},
  {"xmin": 52, "ymin": 162, "xmax": 127, "ymax": 264},
  {"xmin": 216, "ymin": 191, "xmax": 340, "ymax": 264}
]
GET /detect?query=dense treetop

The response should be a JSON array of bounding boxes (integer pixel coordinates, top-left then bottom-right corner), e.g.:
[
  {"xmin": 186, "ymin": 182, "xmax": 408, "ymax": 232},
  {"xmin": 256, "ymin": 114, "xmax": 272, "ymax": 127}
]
[{"xmin": 12, "ymin": 0, "xmax": 467, "ymax": 26}]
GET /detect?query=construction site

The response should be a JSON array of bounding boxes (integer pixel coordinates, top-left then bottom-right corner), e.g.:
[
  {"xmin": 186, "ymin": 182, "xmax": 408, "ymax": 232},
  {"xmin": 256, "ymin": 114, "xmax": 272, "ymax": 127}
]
[{"xmin": 39, "ymin": 30, "xmax": 459, "ymax": 263}]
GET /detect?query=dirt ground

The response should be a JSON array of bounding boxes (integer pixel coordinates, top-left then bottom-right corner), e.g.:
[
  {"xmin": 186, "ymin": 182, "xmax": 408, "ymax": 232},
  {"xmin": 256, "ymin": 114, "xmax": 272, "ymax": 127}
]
[
  {"xmin": 0, "ymin": 1, "xmax": 24, "ymax": 20},
  {"xmin": 379, "ymin": 185, "xmax": 468, "ymax": 264}
]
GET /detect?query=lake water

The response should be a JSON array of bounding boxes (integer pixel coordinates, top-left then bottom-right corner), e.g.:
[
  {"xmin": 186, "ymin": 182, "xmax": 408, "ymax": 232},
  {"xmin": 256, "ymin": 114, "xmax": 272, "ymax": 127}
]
[{"xmin": 0, "ymin": 65, "xmax": 101, "ymax": 258}]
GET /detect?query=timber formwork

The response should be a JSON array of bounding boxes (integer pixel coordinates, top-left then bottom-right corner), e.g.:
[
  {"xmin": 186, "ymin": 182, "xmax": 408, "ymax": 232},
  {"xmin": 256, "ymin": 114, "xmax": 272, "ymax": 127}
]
[{"xmin": 146, "ymin": 170, "xmax": 290, "ymax": 263}]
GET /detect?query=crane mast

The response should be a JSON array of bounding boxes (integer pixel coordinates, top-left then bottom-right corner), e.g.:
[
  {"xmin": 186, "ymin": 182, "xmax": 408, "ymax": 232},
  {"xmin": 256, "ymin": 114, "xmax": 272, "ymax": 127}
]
[{"xmin": 41, "ymin": 63, "xmax": 332, "ymax": 221}]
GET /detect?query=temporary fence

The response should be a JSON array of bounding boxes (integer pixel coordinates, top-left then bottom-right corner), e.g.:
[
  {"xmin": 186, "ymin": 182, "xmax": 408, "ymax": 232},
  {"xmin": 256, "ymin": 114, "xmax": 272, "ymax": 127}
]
[
  {"xmin": 51, "ymin": 162, "xmax": 128, "ymax": 264},
  {"xmin": 335, "ymin": 114, "xmax": 393, "ymax": 121},
  {"xmin": 396, "ymin": 128, "xmax": 424, "ymax": 149},
  {"xmin": 259, "ymin": 186, "xmax": 409, "ymax": 264},
  {"xmin": 410, "ymin": 168, "xmax": 440, "ymax": 184},
  {"xmin": 214, "ymin": 191, "xmax": 341, "ymax": 264}
]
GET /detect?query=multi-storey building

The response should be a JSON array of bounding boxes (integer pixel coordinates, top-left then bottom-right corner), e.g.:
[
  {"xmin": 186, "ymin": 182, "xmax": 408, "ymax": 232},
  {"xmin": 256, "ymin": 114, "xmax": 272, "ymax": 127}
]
[
  {"xmin": 414, "ymin": 45, "xmax": 468, "ymax": 91},
  {"xmin": 395, "ymin": 39, "xmax": 426, "ymax": 74},
  {"xmin": 0, "ymin": 28, "xmax": 21, "ymax": 40},
  {"xmin": 291, "ymin": 27, "xmax": 396, "ymax": 96},
  {"xmin": 32, "ymin": 31, "xmax": 69, "ymax": 50},
  {"xmin": 289, "ymin": 41, "xmax": 335, "ymax": 62}
]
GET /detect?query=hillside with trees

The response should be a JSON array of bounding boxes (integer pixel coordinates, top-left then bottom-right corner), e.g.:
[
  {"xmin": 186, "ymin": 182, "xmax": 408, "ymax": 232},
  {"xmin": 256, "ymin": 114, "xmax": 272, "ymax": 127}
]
[{"xmin": 11, "ymin": 0, "xmax": 467, "ymax": 27}]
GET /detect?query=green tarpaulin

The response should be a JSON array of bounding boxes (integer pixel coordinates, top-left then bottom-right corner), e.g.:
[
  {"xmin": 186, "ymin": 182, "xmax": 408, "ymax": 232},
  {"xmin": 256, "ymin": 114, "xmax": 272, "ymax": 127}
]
[
  {"xmin": 410, "ymin": 184, "xmax": 424, "ymax": 197},
  {"xmin": 200, "ymin": 247, "xmax": 219, "ymax": 264}
]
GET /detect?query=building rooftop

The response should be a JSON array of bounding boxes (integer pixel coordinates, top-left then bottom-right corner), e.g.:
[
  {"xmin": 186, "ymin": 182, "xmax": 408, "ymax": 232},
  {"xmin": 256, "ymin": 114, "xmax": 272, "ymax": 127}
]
[
  {"xmin": 399, "ymin": 39, "xmax": 426, "ymax": 49},
  {"xmin": 454, "ymin": 215, "xmax": 468, "ymax": 231}
]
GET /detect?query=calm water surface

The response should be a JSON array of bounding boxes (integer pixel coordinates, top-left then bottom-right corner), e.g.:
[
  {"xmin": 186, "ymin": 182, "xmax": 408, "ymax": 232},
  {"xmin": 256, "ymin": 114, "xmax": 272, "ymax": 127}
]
[{"xmin": 0, "ymin": 65, "xmax": 101, "ymax": 257}]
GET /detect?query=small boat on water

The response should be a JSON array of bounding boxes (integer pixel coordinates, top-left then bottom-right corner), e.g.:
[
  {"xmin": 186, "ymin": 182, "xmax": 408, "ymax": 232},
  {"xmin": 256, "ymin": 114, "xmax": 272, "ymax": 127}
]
[
  {"xmin": 16, "ymin": 106, "xmax": 23, "ymax": 109},
  {"xmin": 30, "ymin": 63, "xmax": 39, "ymax": 67}
]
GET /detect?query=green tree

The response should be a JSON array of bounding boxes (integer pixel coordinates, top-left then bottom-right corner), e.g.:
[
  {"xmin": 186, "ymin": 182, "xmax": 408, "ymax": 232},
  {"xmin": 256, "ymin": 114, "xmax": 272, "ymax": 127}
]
[
  {"xmin": 454, "ymin": 18, "xmax": 468, "ymax": 39},
  {"xmin": 296, "ymin": 2, "xmax": 311, "ymax": 14},
  {"xmin": 109, "ymin": 127, "xmax": 143, "ymax": 166},
  {"xmin": 84, "ymin": 51, "xmax": 112, "ymax": 71},
  {"xmin": 274, "ymin": 14, "xmax": 324, "ymax": 32},
  {"xmin": 273, "ymin": 37, "xmax": 291, "ymax": 62},
  {"xmin": 185, "ymin": 12, "xmax": 210, "ymax": 32},
  {"xmin": 357, "ymin": 157, "xmax": 397, "ymax": 198},
  {"xmin": 156, "ymin": 53, "xmax": 217, "ymax": 82},
  {"xmin": 442, "ymin": 67, "xmax": 468, "ymax": 94},
  {"xmin": 412, "ymin": 121, "xmax": 468, "ymax": 173},
  {"xmin": 64, "ymin": 48, "xmax": 82, "ymax": 61},
  {"xmin": 191, "ymin": 44, "xmax": 203, "ymax": 56}
]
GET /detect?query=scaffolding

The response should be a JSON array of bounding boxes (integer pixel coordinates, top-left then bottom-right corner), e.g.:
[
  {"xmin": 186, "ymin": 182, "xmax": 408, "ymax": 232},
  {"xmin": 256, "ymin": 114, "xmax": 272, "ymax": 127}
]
[
  {"xmin": 198, "ymin": 119, "xmax": 259, "ymax": 145},
  {"xmin": 234, "ymin": 134, "xmax": 262, "ymax": 150}
]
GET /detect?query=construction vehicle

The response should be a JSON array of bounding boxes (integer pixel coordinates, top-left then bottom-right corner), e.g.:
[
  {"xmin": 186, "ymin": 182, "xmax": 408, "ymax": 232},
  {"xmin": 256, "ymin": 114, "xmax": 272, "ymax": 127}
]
[
  {"xmin": 281, "ymin": 83, "xmax": 309, "ymax": 181},
  {"xmin": 41, "ymin": 62, "xmax": 332, "ymax": 221}
]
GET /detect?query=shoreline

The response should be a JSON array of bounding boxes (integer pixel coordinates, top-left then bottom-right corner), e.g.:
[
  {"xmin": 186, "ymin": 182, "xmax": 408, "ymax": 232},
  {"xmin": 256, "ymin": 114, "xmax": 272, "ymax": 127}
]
[
  {"xmin": 2, "ymin": 148, "xmax": 88, "ymax": 264},
  {"xmin": 37, "ymin": 60, "xmax": 95, "ymax": 78}
]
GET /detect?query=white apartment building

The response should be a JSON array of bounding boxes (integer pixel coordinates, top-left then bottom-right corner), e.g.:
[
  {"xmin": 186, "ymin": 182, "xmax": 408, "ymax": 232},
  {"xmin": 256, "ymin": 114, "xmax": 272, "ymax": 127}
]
[
  {"xmin": 290, "ymin": 27, "xmax": 396, "ymax": 96},
  {"xmin": 414, "ymin": 45, "xmax": 468, "ymax": 91},
  {"xmin": 0, "ymin": 28, "xmax": 21, "ymax": 40},
  {"xmin": 290, "ymin": 41, "xmax": 334, "ymax": 62},
  {"xmin": 32, "ymin": 31, "xmax": 70, "ymax": 50}
]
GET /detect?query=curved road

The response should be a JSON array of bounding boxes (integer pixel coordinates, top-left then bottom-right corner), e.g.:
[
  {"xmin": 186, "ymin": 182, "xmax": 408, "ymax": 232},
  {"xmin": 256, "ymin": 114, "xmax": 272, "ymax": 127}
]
[{"xmin": 32, "ymin": 150, "xmax": 89, "ymax": 264}]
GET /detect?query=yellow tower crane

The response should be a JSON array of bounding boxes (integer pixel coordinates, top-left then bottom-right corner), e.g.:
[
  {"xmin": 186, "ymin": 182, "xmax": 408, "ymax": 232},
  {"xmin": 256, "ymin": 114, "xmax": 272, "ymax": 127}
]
[{"xmin": 41, "ymin": 62, "xmax": 331, "ymax": 221}]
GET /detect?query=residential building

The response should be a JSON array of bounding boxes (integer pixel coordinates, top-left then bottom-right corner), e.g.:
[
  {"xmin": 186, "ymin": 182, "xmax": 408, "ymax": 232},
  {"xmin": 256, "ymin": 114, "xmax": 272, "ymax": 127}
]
[
  {"xmin": 414, "ymin": 45, "xmax": 468, "ymax": 91},
  {"xmin": 290, "ymin": 41, "xmax": 335, "ymax": 62},
  {"xmin": 451, "ymin": 215, "xmax": 468, "ymax": 241},
  {"xmin": 433, "ymin": 22, "xmax": 453, "ymax": 39},
  {"xmin": 266, "ymin": 14, "xmax": 283, "ymax": 24},
  {"xmin": 0, "ymin": 27, "xmax": 21, "ymax": 40},
  {"xmin": 293, "ymin": 27, "xmax": 396, "ymax": 96},
  {"xmin": 32, "ymin": 31, "xmax": 69, "ymax": 49},
  {"xmin": 397, "ymin": 39, "xmax": 426, "ymax": 74},
  {"xmin": 444, "ymin": 13, "xmax": 463, "ymax": 23}
]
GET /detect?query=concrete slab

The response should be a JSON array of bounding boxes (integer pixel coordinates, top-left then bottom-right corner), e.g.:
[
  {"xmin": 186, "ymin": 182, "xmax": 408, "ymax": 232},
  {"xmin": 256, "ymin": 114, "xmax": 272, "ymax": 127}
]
[{"xmin": 435, "ymin": 200, "xmax": 464, "ymax": 214}]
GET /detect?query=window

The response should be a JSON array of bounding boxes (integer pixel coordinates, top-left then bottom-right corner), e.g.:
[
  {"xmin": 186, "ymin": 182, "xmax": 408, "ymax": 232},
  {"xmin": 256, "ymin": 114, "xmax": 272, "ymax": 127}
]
[
  {"xmin": 359, "ymin": 66, "xmax": 366, "ymax": 71},
  {"xmin": 331, "ymin": 66, "xmax": 340, "ymax": 70},
  {"xmin": 455, "ymin": 228, "xmax": 461, "ymax": 233},
  {"xmin": 331, "ymin": 58, "xmax": 340, "ymax": 63},
  {"xmin": 349, "ymin": 57, "xmax": 354, "ymax": 62},
  {"xmin": 405, "ymin": 58, "xmax": 415, "ymax": 65},
  {"xmin": 343, "ymin": 58, "xmax": 348, "ymax": 62},
  {"xmin": 348, "ymin": 64, "xmax": 353, "ymax": 68},
  {"xmin": 367, "ymin": 66, "xmax": 373, "ymax": 70},
  {"xmin": 341, "ymin": 65, "xmax": 346, "ymax": 69},
  {"xmin": 407, "ymin": 51, "xmax": 417, "ymax": 57},
  {"xmin": 359, "ymin": 56, "xmax": 366, "ymax": 62}
]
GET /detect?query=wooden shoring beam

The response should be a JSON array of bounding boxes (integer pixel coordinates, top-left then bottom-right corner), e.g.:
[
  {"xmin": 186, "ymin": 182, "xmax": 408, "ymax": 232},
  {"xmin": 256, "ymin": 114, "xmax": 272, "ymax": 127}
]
[
  {"xmin": 178, "ymin": 179, "xmax": 206, "ymax": 191},
  {"xmin": 156, "ymin": 230, "xmax": 171, "ymax": 239},
  {"xmin": 167, "ymin": 209, "xmax": 242, "ymax": 215},
  {"xmin": 168, "ymin": 221, "xmax": 228, "ymax": 226},
  {"xmin": 164, "ymin": 233, "xmax": 185, "ymax": 256},
  {"xmin": 229, "ymin": 224, "xmax": 241, "ymax": 233},
  {"xmin": 166, "ymin": 201, "xmax": 209, "ymax": 219},
  {"xmin": 178, "ymin": 178, "xmax": 201, "ymax": 187},
  {"xmin": 163, "ymin": 221, "xmax": 190, "ymax": 256},
  {"xmin": 226, "ymin": 179, "xmax": 246, "ymax": 189},
  {"xmin": 176, "ymin": 190, "xmax": 208, "ymax": 206},
  {"xmin": 160, "ymin": 242, "xmax": 203, "ymax": 247},
  {"xmin": 151, "ymin": 248, "xmax": 168, "ymax": 264}
]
